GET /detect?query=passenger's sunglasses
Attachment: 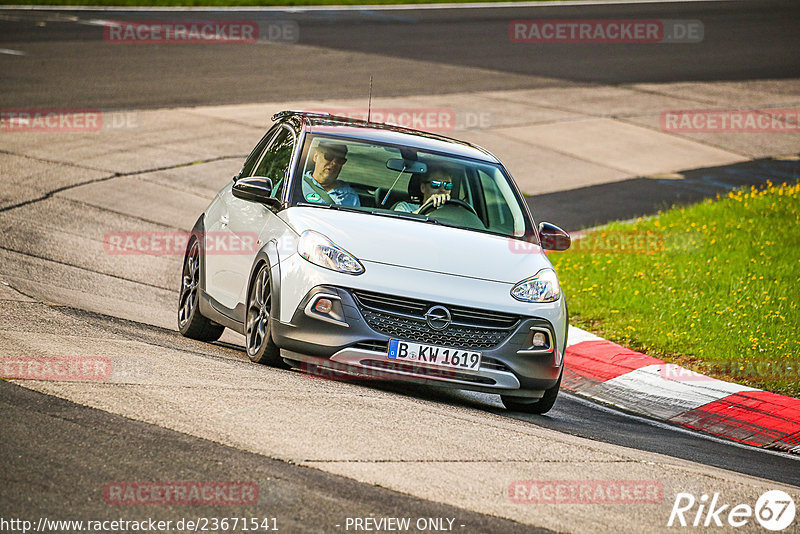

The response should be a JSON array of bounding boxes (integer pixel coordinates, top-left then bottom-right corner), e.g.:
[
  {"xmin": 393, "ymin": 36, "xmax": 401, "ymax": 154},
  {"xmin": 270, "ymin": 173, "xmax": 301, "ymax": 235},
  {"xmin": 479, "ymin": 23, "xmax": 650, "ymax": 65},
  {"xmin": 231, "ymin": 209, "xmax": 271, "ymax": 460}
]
[
  {"xmin": 426, "ymin": 180, "xmax": 453, "ymax": 191},
  {"xmin": 320, "ymin": 152, "xmax": 347, "ymax": 165}
]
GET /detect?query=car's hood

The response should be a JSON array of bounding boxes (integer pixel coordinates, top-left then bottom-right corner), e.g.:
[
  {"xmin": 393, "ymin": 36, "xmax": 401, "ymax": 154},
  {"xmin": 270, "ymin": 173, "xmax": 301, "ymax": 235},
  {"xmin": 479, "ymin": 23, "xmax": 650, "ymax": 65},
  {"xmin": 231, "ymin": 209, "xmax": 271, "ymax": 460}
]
[{"xmin": 281, "ymin": 207, "xmax": 552, "ymax": 284}]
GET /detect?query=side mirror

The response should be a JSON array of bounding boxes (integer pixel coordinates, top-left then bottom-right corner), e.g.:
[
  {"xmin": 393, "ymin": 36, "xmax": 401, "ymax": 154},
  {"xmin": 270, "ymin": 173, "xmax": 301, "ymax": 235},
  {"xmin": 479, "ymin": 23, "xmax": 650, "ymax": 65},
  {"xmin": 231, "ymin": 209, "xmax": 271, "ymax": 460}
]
[
  {"xmin": 232, "ymin": 176, "xmax": 281, "ymax": 210},
  {"xmin": 539, "ymin": 222, "xmax": 571, "ymax": 251}
]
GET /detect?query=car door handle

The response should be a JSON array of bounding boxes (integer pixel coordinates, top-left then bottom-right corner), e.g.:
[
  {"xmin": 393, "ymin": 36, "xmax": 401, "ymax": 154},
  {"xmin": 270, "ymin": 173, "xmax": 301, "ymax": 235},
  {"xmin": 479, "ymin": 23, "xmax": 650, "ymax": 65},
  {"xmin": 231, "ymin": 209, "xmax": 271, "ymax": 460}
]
[{"xmin": 220, "ymin": 214, "xmax": 229, "ymax": 225}]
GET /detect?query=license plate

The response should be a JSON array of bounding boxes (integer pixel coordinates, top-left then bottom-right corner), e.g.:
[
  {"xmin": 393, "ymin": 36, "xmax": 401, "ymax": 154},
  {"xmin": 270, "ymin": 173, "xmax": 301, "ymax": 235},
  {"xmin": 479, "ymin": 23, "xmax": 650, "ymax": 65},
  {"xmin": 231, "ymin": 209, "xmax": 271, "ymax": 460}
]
[{"xmin": 387, "ymin": 339, "xmax": 481, "ymax": 371}]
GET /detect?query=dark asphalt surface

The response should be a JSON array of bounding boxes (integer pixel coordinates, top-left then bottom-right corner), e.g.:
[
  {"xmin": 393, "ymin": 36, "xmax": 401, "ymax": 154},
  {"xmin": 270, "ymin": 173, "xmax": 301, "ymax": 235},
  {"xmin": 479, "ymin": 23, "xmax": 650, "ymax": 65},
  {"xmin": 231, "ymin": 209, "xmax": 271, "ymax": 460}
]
[
  {"xmin": 414, "ymin": 386, "xmax": 800, "ymax": 488},
  {"xmin": 1, "ymin": 1, "xmax": 799, "ymax": 108},
  {"xmin": 0, "ymin": 380, "xmax": 549, "ymax": 534},
  {"xmin": 1, "ymin": 305, "xmax": 797, "ymax": 533},
  {"xmin": 514, "ymin": 393, "xmax": 800, "ymax": 489},
  {"xmin": 2, "ymin": 1, "xmax": 799, "ymax": 531}
]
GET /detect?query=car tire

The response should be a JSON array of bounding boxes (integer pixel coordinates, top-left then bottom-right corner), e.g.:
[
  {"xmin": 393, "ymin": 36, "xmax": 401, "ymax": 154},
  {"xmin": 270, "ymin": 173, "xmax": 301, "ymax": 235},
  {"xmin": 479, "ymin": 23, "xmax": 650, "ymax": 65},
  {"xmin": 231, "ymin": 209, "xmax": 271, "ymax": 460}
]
[
  {"xmin": 178, "ymin": 237, "xmax": 225, "ymax": 342},
  {"xmin": 245, "ymin": 262, "xmax": 284, "ymax": 367},
  {"xmin": 501, "ymin": 371, "xmax": 562, "ymax": 415}
]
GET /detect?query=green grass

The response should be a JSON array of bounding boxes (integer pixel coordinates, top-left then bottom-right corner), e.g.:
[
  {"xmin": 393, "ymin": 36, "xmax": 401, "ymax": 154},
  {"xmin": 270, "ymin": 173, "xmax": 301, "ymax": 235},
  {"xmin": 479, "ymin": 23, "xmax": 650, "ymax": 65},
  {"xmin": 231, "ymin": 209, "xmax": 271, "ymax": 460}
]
[
  {"xmin": 549, "ymin": 181, "xmax": 800, "ymax": 398},
  {"xmin": 8, "ymin": 0, "xmax": 561, "ymax": 5}
]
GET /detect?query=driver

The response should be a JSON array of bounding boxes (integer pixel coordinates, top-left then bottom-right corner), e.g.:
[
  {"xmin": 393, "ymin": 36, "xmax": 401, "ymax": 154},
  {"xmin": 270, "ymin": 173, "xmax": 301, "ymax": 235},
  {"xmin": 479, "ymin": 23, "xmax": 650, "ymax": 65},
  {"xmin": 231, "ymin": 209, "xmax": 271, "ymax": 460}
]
[
  {"xmin": 302, "ymin": 141, "xmax": 360, "ymax": 206},
  {"xmin": 394, "ymin": 164, "xmax": 453, "ymax": 213}
]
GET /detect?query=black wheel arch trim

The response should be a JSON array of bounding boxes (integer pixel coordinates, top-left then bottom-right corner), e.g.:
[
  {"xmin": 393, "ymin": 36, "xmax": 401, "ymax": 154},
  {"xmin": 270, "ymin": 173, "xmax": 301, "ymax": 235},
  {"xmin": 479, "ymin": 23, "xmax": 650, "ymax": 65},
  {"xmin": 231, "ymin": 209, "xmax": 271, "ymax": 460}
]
[
  {"xmin": 189, "ymin": 214, "xmax": 206, "ymax": 292},
  {"xmin": 246, "ymin": 239, "xmax": 282, "ymax": 334}
]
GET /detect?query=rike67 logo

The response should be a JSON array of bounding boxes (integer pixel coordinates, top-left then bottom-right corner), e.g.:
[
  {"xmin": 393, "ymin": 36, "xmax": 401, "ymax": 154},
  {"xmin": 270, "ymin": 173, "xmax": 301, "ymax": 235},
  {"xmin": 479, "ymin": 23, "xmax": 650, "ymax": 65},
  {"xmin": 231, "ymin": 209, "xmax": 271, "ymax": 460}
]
[{"xmin": 667, "ymin": 490, "xmax": 796, "ymax": 531}]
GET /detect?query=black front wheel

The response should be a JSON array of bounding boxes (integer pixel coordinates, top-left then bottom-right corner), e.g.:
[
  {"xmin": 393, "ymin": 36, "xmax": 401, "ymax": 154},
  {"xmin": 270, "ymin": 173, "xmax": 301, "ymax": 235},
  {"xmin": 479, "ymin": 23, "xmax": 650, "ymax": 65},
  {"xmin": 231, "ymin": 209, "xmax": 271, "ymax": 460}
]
[
  {"xmin": 501, "ymin": 371, "xmax": 562, "ymax": 415},
  {"xmin": 178, "ymin": 238, "xmax": 224, "ymax": 342},
  {"xmin": 245, "ymin": 263, "xmax": 284, "ymax": 366}
]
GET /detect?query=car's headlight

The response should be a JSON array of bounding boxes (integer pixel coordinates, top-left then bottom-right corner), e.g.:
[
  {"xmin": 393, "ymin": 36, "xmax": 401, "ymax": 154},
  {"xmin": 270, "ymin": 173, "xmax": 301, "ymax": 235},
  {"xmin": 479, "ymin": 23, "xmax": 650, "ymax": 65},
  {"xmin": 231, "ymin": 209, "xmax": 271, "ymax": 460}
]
[
  {"xmin": 298, "ymin": 230, "xmax": 364, "ymax": 275},
  {"xmin": 511, "ymin": 268, "xmax": 561, "ymax": 303}
]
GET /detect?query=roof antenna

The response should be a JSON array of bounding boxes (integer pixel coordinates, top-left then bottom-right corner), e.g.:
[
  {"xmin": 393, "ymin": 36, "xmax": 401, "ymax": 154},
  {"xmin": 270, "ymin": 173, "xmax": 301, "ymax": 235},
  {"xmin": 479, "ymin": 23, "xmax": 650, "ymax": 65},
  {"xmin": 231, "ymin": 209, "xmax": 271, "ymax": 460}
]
[{"xmin": 367, "ymin": 75, "xmax": 373, "ymax": 123}]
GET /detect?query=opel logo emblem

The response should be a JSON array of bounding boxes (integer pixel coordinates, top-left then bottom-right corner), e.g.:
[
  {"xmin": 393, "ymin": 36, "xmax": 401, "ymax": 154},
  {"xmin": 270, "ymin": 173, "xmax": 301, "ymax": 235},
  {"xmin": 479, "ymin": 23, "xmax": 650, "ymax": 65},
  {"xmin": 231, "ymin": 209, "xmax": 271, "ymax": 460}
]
[{"xmin": 424, "ymin": 305, "xmax": 451, "ymax": 331}]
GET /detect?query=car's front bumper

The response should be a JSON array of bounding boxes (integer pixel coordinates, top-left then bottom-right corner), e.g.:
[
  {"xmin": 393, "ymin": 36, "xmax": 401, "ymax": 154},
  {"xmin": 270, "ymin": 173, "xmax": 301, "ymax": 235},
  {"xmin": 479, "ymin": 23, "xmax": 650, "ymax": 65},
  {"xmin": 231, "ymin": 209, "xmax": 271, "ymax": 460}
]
[{"xmin": 272, "ymin": 285, "xmax": 565, "ymax": 397}]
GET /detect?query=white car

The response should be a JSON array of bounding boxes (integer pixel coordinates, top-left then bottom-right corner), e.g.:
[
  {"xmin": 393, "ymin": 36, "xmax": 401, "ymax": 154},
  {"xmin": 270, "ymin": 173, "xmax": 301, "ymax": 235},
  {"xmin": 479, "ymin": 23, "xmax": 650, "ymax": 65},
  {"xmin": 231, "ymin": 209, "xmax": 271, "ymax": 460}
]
[{"xmin": 179, "ymin": 111, "xmax": 571, "ymax": 413}]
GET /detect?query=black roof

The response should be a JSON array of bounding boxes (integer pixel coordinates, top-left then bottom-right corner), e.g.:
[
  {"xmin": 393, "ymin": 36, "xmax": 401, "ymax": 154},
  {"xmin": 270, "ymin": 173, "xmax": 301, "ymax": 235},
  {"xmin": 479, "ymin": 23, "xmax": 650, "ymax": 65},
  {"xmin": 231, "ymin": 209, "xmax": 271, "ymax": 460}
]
[{"xmin": 272, "ymin": 110, "xmax": 498, "ymax": 163}]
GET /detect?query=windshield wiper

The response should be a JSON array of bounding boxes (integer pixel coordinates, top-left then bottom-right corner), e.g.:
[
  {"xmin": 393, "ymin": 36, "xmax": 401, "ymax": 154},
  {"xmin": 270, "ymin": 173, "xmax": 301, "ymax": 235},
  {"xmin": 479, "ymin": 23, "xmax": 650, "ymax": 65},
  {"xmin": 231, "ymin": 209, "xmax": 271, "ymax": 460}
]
[
  {"xmin": 371, "ymin": 210, "xmax": 433, "ymax": 222},
  {"xmin": 296, "ymin": 202, "xmax": 363, "ymax": 213}
]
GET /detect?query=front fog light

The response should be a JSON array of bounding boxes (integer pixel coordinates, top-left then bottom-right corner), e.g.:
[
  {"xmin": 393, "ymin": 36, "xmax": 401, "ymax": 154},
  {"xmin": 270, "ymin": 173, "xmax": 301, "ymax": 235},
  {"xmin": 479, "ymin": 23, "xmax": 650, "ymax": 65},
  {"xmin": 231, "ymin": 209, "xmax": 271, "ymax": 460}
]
[
  {"xmin": 511, "ymin": 268, "xmax": 561, "ymax": 303},
  {"xmin": 315, "ymin": 298, "xmax": 333, "ymax": 314},
  {"xmin": 532, "ymin": 332, "xmax": 547, "ymax": 347},
  {"xmin": 304, "ymin": 293, "xmax": 348, "ymax": 326}
]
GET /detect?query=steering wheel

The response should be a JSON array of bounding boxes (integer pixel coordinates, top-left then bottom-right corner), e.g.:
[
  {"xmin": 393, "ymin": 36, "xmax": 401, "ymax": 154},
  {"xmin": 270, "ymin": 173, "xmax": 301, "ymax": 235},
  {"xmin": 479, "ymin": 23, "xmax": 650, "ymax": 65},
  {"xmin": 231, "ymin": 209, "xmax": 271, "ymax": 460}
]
[{"xmin": 418, "ymin": 198, "xmax": 479, "ymax": 217}]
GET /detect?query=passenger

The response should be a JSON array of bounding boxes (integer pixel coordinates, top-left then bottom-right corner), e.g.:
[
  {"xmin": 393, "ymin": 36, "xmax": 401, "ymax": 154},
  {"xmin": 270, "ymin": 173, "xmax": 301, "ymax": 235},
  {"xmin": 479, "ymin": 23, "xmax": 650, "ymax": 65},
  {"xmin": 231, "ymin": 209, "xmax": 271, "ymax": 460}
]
[
  {"xmin": 302, "ymin": 141, "xmax": 360, "ymax": 206},
  {"xmin": 394, "ymin": 165, "xmax": 453, "ymax": 213}
]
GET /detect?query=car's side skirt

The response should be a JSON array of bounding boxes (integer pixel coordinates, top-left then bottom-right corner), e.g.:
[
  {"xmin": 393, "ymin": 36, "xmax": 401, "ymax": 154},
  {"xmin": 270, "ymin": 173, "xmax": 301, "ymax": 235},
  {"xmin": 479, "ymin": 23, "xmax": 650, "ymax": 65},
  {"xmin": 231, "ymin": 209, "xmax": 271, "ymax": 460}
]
[{"xmin": 199, "ymin": 290, "xmax": 245, "ymax": 335}]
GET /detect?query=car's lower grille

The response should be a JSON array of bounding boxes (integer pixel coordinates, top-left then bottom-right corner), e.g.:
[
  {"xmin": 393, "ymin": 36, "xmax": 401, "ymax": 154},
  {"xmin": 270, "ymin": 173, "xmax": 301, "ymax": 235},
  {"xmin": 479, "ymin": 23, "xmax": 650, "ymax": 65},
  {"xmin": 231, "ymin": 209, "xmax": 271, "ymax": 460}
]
[
  {"xmin": 480, "ymin": 356, "xmax": 513, "ymax": 372},
  {"xmin": 361, "ymin": 359, "xmax": 496, "ymax": 385},
  {"xmin": 351, "ymin": 290, "xmax": 519, "ymax": 349},
  {"xmin": 351, "ymin": 340, "xmax": 389, "ymax": 352}
]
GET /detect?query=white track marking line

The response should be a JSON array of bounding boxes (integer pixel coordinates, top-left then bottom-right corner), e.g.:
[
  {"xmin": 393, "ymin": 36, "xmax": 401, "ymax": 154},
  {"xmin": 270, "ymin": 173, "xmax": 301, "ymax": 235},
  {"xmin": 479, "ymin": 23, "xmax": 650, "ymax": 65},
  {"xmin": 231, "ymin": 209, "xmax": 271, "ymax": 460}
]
[
  {"xmin": 567, "ymin": 325, "xmax": 604, "ymax": 346},
  {"xmin": 78, "ymin": 18, "xmax": 118, "ymax": 26}
]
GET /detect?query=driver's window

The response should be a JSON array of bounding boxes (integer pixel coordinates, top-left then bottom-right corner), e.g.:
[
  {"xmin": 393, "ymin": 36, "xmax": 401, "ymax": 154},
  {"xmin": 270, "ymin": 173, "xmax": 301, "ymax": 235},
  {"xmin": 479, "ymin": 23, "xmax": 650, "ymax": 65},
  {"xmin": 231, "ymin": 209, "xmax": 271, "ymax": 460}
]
[
  {"xmin": 239, "ymin": 126, "xmax": 279, "ymax": 178},
  {"xmin": 253, "ymin": 126, "xmax": 295, "ymax": 199}
]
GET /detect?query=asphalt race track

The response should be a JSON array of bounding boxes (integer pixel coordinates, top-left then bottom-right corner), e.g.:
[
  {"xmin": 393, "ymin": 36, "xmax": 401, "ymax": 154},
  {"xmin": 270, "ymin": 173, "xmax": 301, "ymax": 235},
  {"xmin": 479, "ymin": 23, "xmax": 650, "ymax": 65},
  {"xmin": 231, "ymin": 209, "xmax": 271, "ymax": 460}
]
[
  {"xmin": 1, "ymin": 1, "xmax": 800, "ymax": 533},
  {"xmin": 1, "ymin": 0, "xmax": 799, "ymax": 108}
]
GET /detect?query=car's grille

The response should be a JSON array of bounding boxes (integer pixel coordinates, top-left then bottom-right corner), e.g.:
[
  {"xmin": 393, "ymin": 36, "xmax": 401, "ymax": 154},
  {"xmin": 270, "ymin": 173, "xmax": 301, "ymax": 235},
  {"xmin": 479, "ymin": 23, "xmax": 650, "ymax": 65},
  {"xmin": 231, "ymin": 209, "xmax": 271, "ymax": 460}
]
[{"xmin": 351, "ymin": 290, "xmax": 519, "ymax": 349}]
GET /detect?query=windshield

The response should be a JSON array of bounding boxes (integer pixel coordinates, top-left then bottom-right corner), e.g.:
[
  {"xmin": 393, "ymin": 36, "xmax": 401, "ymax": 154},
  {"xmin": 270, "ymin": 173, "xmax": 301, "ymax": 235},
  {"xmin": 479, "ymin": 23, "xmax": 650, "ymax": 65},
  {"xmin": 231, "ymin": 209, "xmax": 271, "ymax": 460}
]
[{"xmin": 289, "ymin": 134, "xmax": 532, "ymax": 239}]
